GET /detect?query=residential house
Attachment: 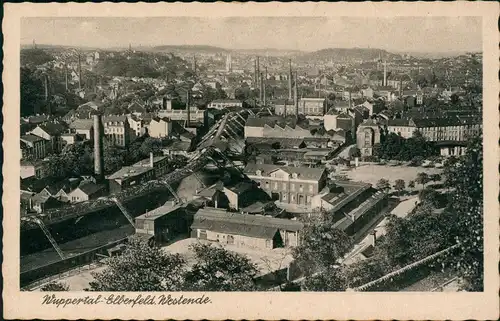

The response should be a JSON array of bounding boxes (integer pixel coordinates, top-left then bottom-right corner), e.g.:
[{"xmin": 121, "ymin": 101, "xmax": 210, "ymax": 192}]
[
  {"xmin": 299, "ymin": 98, "xmax": 326, "ymax": 116},
  {"xmin": 20, "ymin": 160, "xmax": 49, "ymax": 179},
  {"xmin": 20, "ymin": 134, "xmax": 48, "ymax": 160},
  {"xmin": 29, "ymin": 122, "xmax": 67, "ymax": 154},
  {"xmin": 191, "ymin": 208, "xmax": 304, "ymax": 249},
  {"xmin": 243, "ymin": 163, "xmax": 327, "ymax": 206},
  {"xmin": 103, "ymin": 115, "xmax": 132, "ymax": 147},
  {"xmin": 68, "ymin": 119, "xmax": 94, "ymax": 140},
  {"xmin": 67, "ymin": 182, "xmax": 107, "ymax": 203}
]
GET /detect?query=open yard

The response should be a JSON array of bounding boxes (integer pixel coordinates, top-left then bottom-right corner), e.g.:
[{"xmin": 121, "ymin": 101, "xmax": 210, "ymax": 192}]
[
  {"xmin": 163, "ymin": 238, "xmax": 293, "ymax": 276},
  {"xmin": 342, "ymin": 164, "xmax": 443, "ymax": 188}
]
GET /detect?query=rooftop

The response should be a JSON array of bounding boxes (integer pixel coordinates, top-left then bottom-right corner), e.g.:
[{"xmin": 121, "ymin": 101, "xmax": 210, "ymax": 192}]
[
  {"xmin": 107, "ymin": 166, "xmax": 153, "ymax": 181},
  {"xmin": 192, "ymin": 208, "xmax": 303, "ymax": 239},
  {"xmin": 244, "ymin": 163, "xmax": 325, "ymax": 181},
  {"xmin": 20, "ymin": 134, "xmax": 45, "ymax": 143},
  {"xmin": 133, "ymin": 155, "xmax": 168, "ymax": 167},
  {"xmin": 136, "ymin": 203, "xmax": 183, "ymax": 221}
]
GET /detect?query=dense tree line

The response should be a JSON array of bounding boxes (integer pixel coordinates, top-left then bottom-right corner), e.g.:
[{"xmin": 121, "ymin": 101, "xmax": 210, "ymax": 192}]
[
  {"xmin": 374, "ymin": 131, "xmax": 438, "ymax": 161},
  {"xmin": 87, "ymin": 238, "xmax": 259, "ymax": 291}
]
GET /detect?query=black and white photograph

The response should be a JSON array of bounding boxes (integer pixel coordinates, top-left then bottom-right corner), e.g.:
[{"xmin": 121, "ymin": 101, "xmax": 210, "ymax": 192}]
[{"xmin": 3, "ymin": 2, "xmax": 499, "ymax": 320}]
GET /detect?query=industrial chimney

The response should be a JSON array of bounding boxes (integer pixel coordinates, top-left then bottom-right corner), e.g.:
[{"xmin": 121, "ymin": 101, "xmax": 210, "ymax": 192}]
[
  {"xmin": 64, "ymin": 63, "xmax": 69, "ymax": 92},
  {"xmin": 78, "ymin": 53, "xmax": 82, "ymax": 90},
  {"xmin": 43, "ymin": 74, "xmax": 49, "ymax": 101},
  {"xmin": 93, "ymin": 114, "xmax": 104, "ymax": 182},
  {"xmin": 263, "ymin": 67, "xmax": 267, "ymax": 106},
  {"xmin": 257, "ymin": 56, "xmax": 260, "ymax": 99},
  {"xmin": 383, "ymin": 60, "xmax": 387, "ymax": 87},
  {"xmin": 149, "ymin": 152, "xmax": 154, "ymax": 168},
  {"xmin": 288, "ymin": 59, "xmax": 293, "ymax": 100},
  {"xmin": 294, "ymin": 71, "xmax": 299, "ymax": 118},
  {"xmin": 260, "ymin": 72, "xmax": 264, "ymax": 103},
  {"xmin": 186, "ymin": 90, "xmax": 191, "ymax": 128}
]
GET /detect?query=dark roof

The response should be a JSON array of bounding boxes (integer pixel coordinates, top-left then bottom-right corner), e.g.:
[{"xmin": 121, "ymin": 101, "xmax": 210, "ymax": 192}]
[
  {"xmin": 191, "ymin": 208, "xmax": 303, "ymax": 239},
  {"xmin": 76, "ymin": 182, "xmax": 106, "ymax": 196},
  {"xmin": 69, "ymin": 119, "xmax": 94, "ymax": 130},
  {"xmin": 20, "ymin": 134, "xmax": 45, "ymax": 143},
  {"xmin": 136, "ymin": 203, "xmax": 182, "ymax": 220},
  {"xmin": 244, "ymin": 163, "xmax": 325, "ymax": 181},
  {"xmin": 223, "ymin": 181, "xmax": 255, "ymax": 195},
  {"xmin": 37, "ymin": 122, "xmax": 67, "ymax": 136},
  {"xmin": 412, "ymin": 117, "xmax": 480, "ymax": 128},
  {"xmin": 26, "ymin": 115, "xmax": 51, "ymax": 124},
  {"xmin": 387, "ymin": 119, "xmax": 411, "ymax": 126}
]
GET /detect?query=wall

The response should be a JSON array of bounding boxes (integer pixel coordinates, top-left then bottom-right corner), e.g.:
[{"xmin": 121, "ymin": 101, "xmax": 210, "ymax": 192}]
[
  {"xmin": 201, "ymin": 229, "xmax": 271, "ymax": 250},
  {"xmin": 149, "ymin": 120, "xmax": 172, "ymax": 138},
  {"xmin": 244, "ymin": 126, "xmax": 264, "ymax": 138}
]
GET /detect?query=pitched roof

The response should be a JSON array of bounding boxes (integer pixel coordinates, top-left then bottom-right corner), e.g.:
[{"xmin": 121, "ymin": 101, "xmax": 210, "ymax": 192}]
[
  {"xmin": 69, "ymin": 119, "xmax": 94, "ymax": 130},
  {"xmin": 37, "ymin": 122, "xmax": 67, "ymax": 136},
  {"xmin": 387, "ymin": 119, "xmax": 411, "ymax": 126},
  {"xmin": 76, "ymin": 182, "xmax": 106, "ymax": 196},
  {"xmin": 20, "ymin": 134, "xmax": 45, "ymax": 143},
  {"xmin": 136, "ymin": 203, "xmax": 182, "ymax": 220},
  {"xmin": 244, "ymin": 163, "xmax": 325, "ymax": 181},
  {"xmin": 191, "ymin": 208, "xmax": 303, "ymax": 239}
]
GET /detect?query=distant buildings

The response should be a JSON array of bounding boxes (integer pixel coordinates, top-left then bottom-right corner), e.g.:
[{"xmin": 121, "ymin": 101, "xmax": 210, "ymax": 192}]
[
  {"xmin": 208, "ymin": 99, "xmax": 243, "ymax": 109},
  {"xmin": 20, "ymin": 134, "xmax": 48, "ymax": 160}
]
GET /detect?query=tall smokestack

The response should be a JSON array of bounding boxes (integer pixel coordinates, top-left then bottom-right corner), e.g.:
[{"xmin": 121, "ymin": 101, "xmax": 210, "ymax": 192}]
[
  {"xmin": 257, "ymin": 56, "xmax": 260, "ymax": 99},
  {"xmin": 254, "ymin": 58, "xmax": 257, "ymax": 88},
  {"xmin": 78, "ymin": 53, "xmax": 82, "ymax": 90},
  {"xmin": 186, "ymin": 90, "xmax": 191, "ymax": 128},
  {"xmin": 43, "ymin": 74, "xmax": 49, "ymax": 101},
  {"xmin": 294, "ymin": 71, "xmax": 298, "ymax": 117},
  {"xmin": 263, "ymin": 67, "xmax": 267, "ymax": 106},
  {"xmin": 383, "ymin": 60, "xmax": 387, "ymax": 86},
  {"xmin": 150, "ymin": 152, "xmax": 154, "ymax": 168},
  {"xmin": 64, "ymin": 63, "xmax": 69, "ymax": 91},
  {"xmin": 288, "ymin": 59, "xmax": 293, "ymax": 100},
  {"xmin": 260, "ymin": 72, "xmax": 264, "ymax": 103},
  {"xmin": 93, "ymin": 114, "xmax": 104, "ymax": 182}
]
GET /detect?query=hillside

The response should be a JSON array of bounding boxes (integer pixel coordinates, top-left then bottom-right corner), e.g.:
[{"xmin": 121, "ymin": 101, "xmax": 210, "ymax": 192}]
[
  {"xmin": 94, "ymin": 55, "xmax": 162, "ymax": 78},
  {"xmin": 152, "ymin": 45, "xmax": 229, "ymax": 54},
  {"xmin": 301, "ymin": 48, "xmax": 399, "ymax": 61},
  {"xmin": 21, "ymin": 48, "xmax": 55, "ymax": 66}
]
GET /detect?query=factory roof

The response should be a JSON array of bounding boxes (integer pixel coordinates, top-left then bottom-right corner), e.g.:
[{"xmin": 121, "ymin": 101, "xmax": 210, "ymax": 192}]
[
  {"xmin": 107, "ymin": 166, "xmax": 153, "ymax": 181},
  {"xmin": 133, "ymin": 155, "xmax": 168, "ymax": 167},
  {"xmin": 36, "ymin": 122, "xmax": 67, "ymax": 136},
  {"xmin": 192, "ymin": 208, "xmax": 303, "ymax": 239},
  {"xmin": 136, "ymin": 203, "xmax": 183, "ymax": 221},
  {"xmin": 76, "ymin": 182, "xmax": 106, "ymax": 196}
]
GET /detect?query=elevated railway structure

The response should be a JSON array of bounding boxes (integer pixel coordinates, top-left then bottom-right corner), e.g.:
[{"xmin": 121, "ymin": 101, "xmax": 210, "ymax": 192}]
[{"xmin": 21, "ymin": 108, "xmax": 254, "ymax": 257}]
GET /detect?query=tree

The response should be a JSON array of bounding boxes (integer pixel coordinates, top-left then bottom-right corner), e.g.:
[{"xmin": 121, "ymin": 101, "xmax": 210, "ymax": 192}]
[
  {"xmin": 183, "ymin": 243, "xmax": 258, "ymax": 291},
  {"xmin": 429, "ymin": 173, "xmax": 442, "ymax": 183},
  {"xmin": 41, "ymin": 281, "xmax": 69, "ymax": 291},
  {"xmin": 302, "ymin": 267, "xmax": 346, "ymax": 291},
  {"xmin": 442, "ymin": 134, "xmax": 483, "ymax": 291},
  {"xmin": 88, "ymin": 237, "xmax": 186, "ymax": 291},
  {"xmin": 394, "ymin": 179, "xmax": 406, "ymax": 195},
  {"xmin": 376, "ymin": 178, "xmax": 391, "ymax": 192},
  {"xmin": 408, "ymin": 180, "xmax": 416, "ymax": 189},
  {"xmin": 415, "ymin": 172, "xmax": 430, "ymax": 188},
  {"xmin": 348, "ymin": 147, "xmax": 361, "ymax": 159},
  {"xmin": 419, "ymin": 186, "xmax": 440, "ymax": 207},
  {"xmin": 292, "ymin": 221, "xmax": 352, "ymax": 275}
]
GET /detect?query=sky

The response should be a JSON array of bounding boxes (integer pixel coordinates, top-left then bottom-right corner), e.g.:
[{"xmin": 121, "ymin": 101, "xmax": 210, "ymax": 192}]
[{"xmin": 21, "ymin": 17, "xmax": 482, "ymax": 53}]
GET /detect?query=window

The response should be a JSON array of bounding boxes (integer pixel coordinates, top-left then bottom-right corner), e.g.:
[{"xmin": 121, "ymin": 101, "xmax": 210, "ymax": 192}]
[
  {"xmin": 283, "ymin": 194, "xmax": 287, "ymax": 200},
  {"xmin": 282, "ymin": 183, "xmax": 287, "ymax": 190},
  {"xmin": 309, "ymin": 185, "xmax": 313, "ymax": 193},
  {"xmin": 299, "ymin": 185, "xmax": 303, "ymax": 192},
  {"xmin": 291, "ymin": 184, "xmax": 295, "ymax": 191},
  {"xmin": 274, "ymin": 182, "xmax": 278, "ymax": 189}
]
